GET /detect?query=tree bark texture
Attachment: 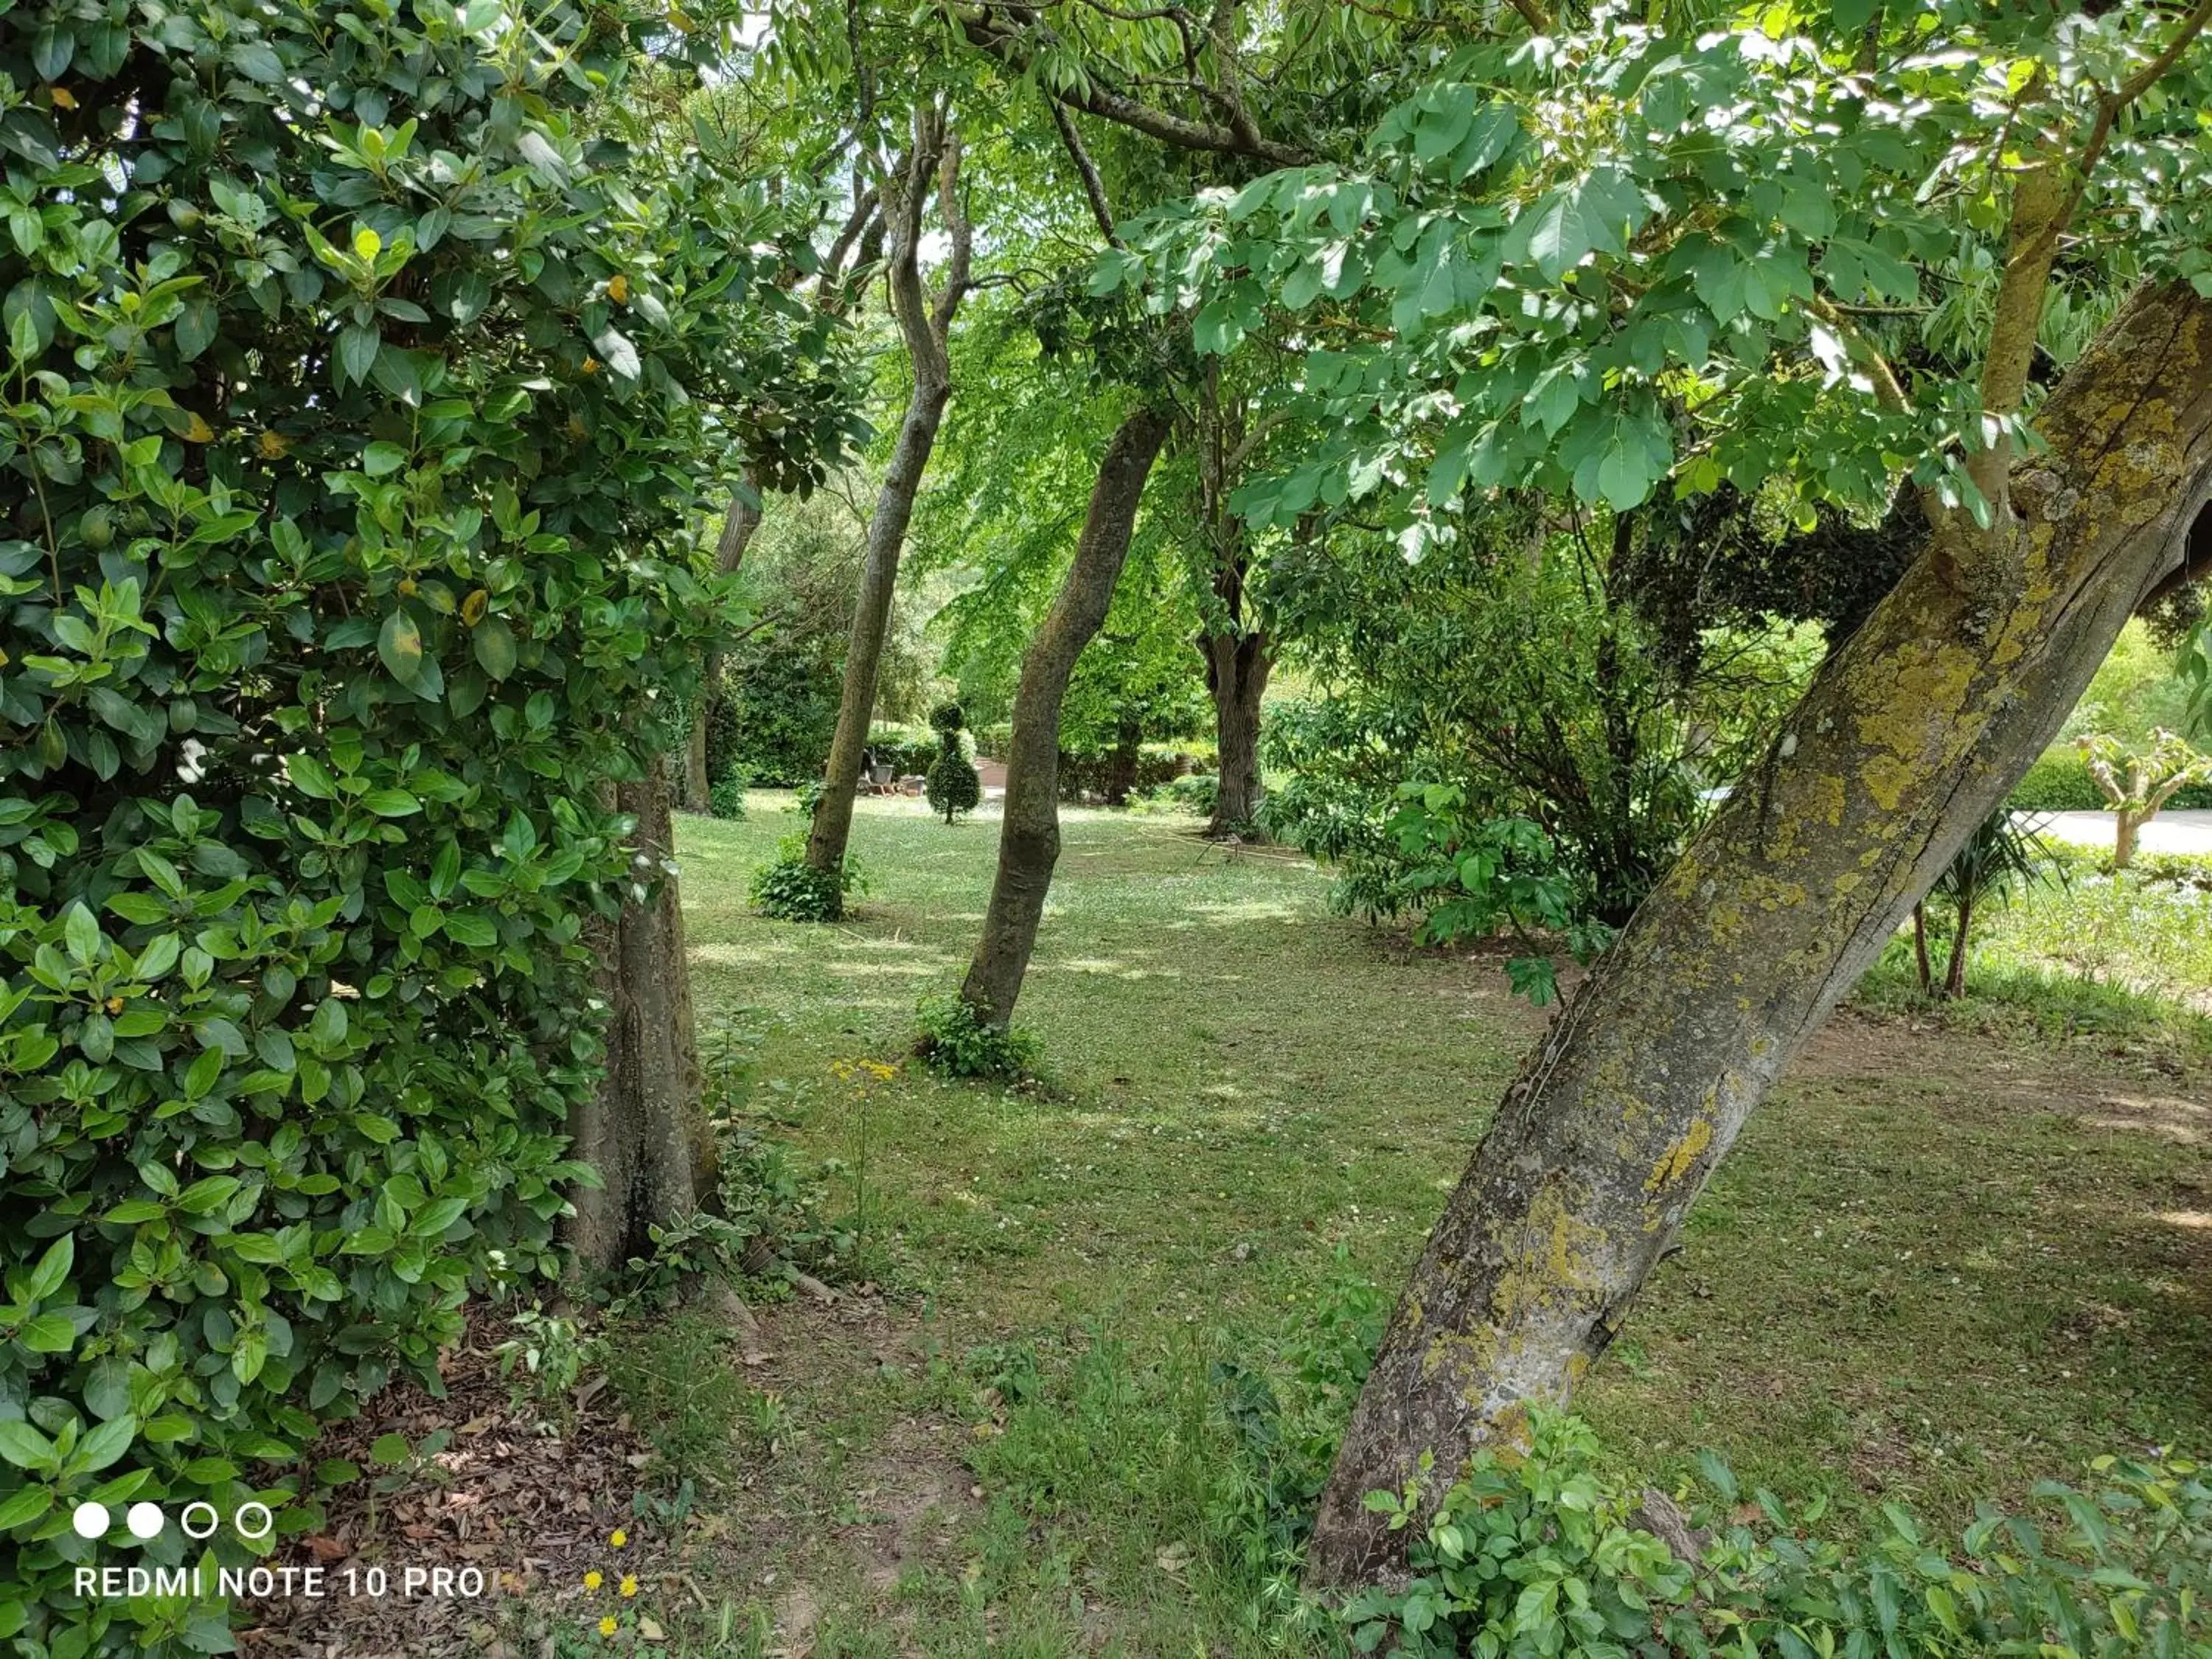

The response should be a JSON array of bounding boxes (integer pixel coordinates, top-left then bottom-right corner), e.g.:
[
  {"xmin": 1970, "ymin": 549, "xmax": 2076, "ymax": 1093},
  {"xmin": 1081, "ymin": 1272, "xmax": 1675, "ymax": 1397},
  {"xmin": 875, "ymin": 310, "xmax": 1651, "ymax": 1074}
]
[
  {"xmin": 1305, "ymin": 282, "xmax": 2212, "ymax": 1588},
  {"xmin": 563, "ymin": 757, "xmax": 717, "ymax": 1273},
  {"xmin": 1197, "ymin": 368, "xmax": 1270, "ymax": 835},
  {"xmin": 960, "ymin": 408, "xmax": 1169, "ymax": 1028},
  {"xmin": 1206, "ymin": 627, "xmax": 1270, "ymax": 830},
  {"xmin": 682, "ymin": 479, "xmax": 765, "ymax": 811},
  {"xmin": 807, "ymin": 116, "xmax": 970, "ymax": 892}
]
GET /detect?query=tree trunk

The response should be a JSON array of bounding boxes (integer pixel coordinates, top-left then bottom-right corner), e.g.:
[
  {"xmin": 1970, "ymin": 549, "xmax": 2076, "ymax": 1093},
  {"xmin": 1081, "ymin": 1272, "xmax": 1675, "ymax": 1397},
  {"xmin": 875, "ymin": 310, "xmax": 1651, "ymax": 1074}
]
[
  {"xmin": 1206, "ymin": 628, "xmax": 1270, "ymax": 832},
  {"xmin": 1103, "ymin": 716, "xmax": 1142, "ymax": 806},
  {"xmin": 807, "ymin": 118, "xmax": 970, "ymax": 896},
  {"xmin": 564, "ymin": 757, "xmax": 717, "ymax": 1273},
  {"xmin": 1944, "ymin": 896, "xmax": 1972, "ymax": 1000},
  {"xmin": 1911, "ymin": 900, "xmax": 1933, "ymax": 998},
  {"xmin": 2114, "ymin": 808, "xmax": 2141, "ymax": 869},
  {"xmin": 681, "ymin": 481, "xmax": 765, "ymax": 813},
  {"xmin": 960, "ymin": 408, "xmax": 1169, "ymax": 1028},
  {"xmin": 1304, "ymin": 281, "xmax": 2212, "ymax": 1590}
]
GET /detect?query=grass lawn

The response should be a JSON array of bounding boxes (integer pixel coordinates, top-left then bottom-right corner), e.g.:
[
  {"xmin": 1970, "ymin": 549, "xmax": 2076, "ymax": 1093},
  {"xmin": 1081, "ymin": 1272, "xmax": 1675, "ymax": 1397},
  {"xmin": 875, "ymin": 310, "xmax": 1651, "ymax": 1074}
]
[{"xmin": 607, "ymin": 793, "xmax": 2212, "ymax": 1655}]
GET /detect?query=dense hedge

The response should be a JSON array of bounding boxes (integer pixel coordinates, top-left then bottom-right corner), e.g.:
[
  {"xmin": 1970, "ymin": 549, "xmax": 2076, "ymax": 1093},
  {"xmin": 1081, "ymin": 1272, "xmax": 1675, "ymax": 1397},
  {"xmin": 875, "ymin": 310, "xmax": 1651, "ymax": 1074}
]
[
  {"xmin": 0, "ymin": 0, "xmax": 841, "ymax": 1646},
  {"xmin": 2009, "ymin": 744, "xmax": 2212, "ymax": 812}
]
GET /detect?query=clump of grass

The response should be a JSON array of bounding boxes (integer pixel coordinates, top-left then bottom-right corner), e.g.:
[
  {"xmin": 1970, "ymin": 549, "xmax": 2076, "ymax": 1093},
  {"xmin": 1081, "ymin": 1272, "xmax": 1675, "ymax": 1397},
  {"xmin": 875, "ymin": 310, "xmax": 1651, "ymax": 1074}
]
[{"xmin": 600, "ymin": 1311, "xmax": 782, "ymax": 1497}]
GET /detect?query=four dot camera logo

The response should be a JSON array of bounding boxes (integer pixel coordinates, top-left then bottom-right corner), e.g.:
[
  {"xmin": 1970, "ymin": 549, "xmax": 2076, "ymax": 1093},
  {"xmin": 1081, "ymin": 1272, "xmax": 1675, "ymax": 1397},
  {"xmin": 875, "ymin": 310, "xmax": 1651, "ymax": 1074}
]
[{"xmin": 73, "ymin": 1498, "xmax": 274, "ymax": 1542}]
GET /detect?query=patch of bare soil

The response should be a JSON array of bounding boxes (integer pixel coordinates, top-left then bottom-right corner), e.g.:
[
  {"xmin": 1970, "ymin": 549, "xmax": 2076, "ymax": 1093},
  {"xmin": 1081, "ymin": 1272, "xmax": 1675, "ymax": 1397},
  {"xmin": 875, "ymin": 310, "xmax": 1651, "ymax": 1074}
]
[{"xmin": 692, "ymin": 1293, "xmax": 987, "ymax": 1652}]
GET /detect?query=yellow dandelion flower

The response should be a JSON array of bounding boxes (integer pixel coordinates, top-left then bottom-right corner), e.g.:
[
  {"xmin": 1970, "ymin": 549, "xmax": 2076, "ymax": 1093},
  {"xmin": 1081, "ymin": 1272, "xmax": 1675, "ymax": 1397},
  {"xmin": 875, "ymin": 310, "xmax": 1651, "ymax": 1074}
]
[
  {"xmin": 580, "ymin": 356, "xmax": 599, "ymax": 375},
  {"xmin": 257, "ymin": 430, "xmax": 288, "ymax": 459},
  {"xmin": 597, "ymin": 1615, "xmax": 617, "ymax": 1636},
  {"xmin": 609, "ymin": 1528, "xmax": 627, "ymax": 1548},
  {"xmin": 619, "ymin": 1574, "xmax": 637, "ymax": 1598},
  {"xmin": 607, "ymin": 274, "xmax": 630, "ymax": 303},
  {"xmin": 582, "ymin": 1570, "xmax": 602, "ymax": 1590}
]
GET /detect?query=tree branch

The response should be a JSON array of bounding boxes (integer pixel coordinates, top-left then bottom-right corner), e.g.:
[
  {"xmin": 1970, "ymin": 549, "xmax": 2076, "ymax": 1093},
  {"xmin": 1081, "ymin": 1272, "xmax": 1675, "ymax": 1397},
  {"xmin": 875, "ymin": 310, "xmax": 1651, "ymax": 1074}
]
[
  {"xmin": 952, "ymin": 7, "xmax": 1314, "ymax": 165},
  {"xmin": 1050, "ymin": 101, "xmax": 1121, "ymax": 246}
]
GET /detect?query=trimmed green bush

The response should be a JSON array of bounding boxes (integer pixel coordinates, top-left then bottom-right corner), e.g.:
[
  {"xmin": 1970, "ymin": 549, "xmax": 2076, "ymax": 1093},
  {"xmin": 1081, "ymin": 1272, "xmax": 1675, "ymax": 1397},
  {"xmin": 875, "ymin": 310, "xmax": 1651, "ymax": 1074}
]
[
  {"xmin": 925, "ymin": 703, "xmax": 983, "ymax": 824},
  {"xmin": 2011, "ymin": 744, "xmax": 2212, "ymax": 812},
  {"xmin": 0, "ymin": 0, "xmax": 845, "ymax": 1644}
]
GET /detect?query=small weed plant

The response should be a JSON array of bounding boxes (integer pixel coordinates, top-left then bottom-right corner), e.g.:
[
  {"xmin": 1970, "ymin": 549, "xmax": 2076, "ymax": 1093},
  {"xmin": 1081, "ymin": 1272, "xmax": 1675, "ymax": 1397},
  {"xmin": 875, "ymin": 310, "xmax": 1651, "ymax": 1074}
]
[{"xmin": 915, "ymin": 992, "xmax": 1042, "ymax": 1079}]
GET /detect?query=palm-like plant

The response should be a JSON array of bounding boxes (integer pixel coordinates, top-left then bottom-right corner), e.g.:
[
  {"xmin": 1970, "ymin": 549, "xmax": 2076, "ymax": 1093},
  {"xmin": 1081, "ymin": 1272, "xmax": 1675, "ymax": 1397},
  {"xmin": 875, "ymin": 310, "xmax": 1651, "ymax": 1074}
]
[{"xmin": 1912, "ymin": 807, "xmax": 2064, "ymax": 1000}]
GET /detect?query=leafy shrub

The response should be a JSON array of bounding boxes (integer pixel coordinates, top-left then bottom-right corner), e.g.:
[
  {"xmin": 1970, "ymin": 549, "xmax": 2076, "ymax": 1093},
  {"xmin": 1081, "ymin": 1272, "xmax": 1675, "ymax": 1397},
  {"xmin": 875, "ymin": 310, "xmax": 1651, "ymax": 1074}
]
[
  {"xmin": 749, "ymin": 836, "xmax": 863, "ymax": 922},
  {"xmin": 708, "ymin": 773, "xmax": 748, "ymax": 821},
  {"xmin": 1137, "ymin": 771, "xmax": 1221, "ymax": 818},
  {"xmin": 1060, "ymin": 745, "xmax": 1212, "ymax": 803},
  {"xmin": 0, "ymin": 0, "xmax": 850, "ymax": 1643},
  {"xmin": 1345, "ymin": 1413, "xmax": 2211, "ymax": 1659},
  {"xmin": 1385, "ymin": 784, "xmax": 1618, "ymax": 1004},
  {"xmin": 925, "ymin": 704, "xmax": 984, "ymax": 824},
  {"xmin": 708, "ymin": 633, "xmax": 844, "ymax": 788},
  {"xmin": 914, "ymin": 994, "xmax": 1040, "ymax": 1079},
  {"xmin": 865, "ymin": 723, "xmax": 937, "ymax": 776}
]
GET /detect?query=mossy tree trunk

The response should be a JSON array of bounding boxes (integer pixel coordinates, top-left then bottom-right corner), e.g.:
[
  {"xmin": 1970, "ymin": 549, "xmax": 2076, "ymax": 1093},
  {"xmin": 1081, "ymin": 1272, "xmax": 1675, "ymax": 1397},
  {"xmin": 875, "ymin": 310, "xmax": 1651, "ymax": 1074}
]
[
  {"xmin": 564, "ymin": 757, "xmax": 717, "ymax": 1273},
  {"xmin": 961, "ymin": 406, "xmax": 1169, "ymax": 1027},
  {"xmin": 807, "ymin": 111, "xmax": 970, "ymax": 896},
  {"xmin": 1305, "ymin": 281, "xmax": 2212, "ymax": 1588}
]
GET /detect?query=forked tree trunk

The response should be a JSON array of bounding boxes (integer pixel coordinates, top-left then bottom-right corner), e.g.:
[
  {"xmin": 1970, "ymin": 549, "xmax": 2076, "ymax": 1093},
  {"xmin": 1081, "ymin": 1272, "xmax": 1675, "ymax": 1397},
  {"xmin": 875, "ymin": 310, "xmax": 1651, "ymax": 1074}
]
[
  {"xmin": 961, "ymin": 407, "xmax": 1169, "ymax": 1028},
  {"xmin": 1943, "ymin": 896, "xmax": 1973, "ymax": 1001},
  {"xmin": 1305, "ymin": 282, "xmax": 2212, "ymax": 1587},
  {"xmin": 807, "ymin": 117, "xmax": 970, "ymax": 896},
  {"xmin": 682, "ymin": 479, "xmax": 765, "ymax": 811},
  {"xmin": 565, "ymin": 757, "xmax": 717, "ymax": 1272},
  {"xmin": 1206, "ymin": 628, "xmax": 1270, "ymax": 832}
]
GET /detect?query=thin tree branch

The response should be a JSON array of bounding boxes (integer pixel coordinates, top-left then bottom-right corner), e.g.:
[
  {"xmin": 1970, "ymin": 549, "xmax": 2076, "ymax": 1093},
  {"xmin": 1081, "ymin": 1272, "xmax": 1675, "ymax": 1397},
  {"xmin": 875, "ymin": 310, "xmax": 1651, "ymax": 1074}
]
[{"xmin": 1050, "ymin": 101, "xmax": 1121, "ymax": 246}]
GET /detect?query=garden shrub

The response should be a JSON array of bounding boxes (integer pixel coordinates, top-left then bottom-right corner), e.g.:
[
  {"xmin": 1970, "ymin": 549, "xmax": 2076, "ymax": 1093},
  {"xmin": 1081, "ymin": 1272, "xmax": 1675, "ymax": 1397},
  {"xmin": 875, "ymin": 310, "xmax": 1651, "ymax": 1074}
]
[
  {"xmin": 924, "ymin": 702, "xmax": 983, "ymax": 824},
  {"xmin": 1058, "ymin": 743, "xmax": 1211, "ymax": 803},
  {"xmin": 865, "ymin": 723, "xmax": 937, "ymax": 777},
  {"xmin": 2011, "ymin": 743, "xmax": 2212, "ymax": 813},
  {"xmin": 0, "ymin": 0, "xmax": 844, "ymax": 1645},
  {"xmin": 914, "ymin": 994, "xmax": 1040, "ymax": 1079},
  {"xmin": 1345, "ymin": 1413, "xmax": 2211, "ymax": 1658},
  {"xmin": 708, "ymin": 773, "xmax": 749, "ymax": 821},
  {"xmin": 710, "ymin": 642, "xmax": 843, "ymax": 787},
  {"xmin": 748, "ymin": 835, "xmax": 863, "ymax": 922}
]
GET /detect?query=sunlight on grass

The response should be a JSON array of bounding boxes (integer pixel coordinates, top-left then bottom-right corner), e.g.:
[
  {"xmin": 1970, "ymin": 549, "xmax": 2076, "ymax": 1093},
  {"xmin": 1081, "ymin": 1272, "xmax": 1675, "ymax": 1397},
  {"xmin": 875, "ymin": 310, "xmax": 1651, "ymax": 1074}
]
[{"xmin": 665, "ymin": 793, "xmax": 2212, "ymax": 1652}]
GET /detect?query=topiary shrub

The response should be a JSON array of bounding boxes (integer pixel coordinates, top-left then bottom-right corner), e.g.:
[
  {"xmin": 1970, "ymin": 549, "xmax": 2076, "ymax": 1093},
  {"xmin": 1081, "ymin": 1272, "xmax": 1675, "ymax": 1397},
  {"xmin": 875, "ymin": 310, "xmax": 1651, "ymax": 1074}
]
[
  {"xmin": 914, "ymin": 994, "xmax": 1041, "ymax": 1079},
  {"xmin": 925, "ymin": 703, "xmax": 983, "ymax": 824},
  {"xmin": 0, "ymin": 0, "xmax": 841, "ymax": 1644},
  {"xmin": 749, "ymin": 836, "xmax": 863, "ymax": 922}
]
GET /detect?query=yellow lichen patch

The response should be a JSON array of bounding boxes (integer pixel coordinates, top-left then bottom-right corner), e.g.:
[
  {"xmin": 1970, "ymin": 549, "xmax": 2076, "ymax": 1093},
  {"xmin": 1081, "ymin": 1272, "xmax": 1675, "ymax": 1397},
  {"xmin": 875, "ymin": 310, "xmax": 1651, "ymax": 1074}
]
[
  {"xmin": 1805, "ymin": 773, "xmax": 1846, "ymax": 827},
  {"xmin": 1646, "ymin": 1116, "xmax": 1713, "ymax": 1192},
  {"xmin": 1489, "ymin": 1188, "xmax": 1608, "ymax": 1326},
  {"xmin": 1859, "ymin": 751, "xmax": 1917, "ymax": 811},
  {"xmin": 1853, "ymin": 639, "xmax": 1980, "ymax": 755}
]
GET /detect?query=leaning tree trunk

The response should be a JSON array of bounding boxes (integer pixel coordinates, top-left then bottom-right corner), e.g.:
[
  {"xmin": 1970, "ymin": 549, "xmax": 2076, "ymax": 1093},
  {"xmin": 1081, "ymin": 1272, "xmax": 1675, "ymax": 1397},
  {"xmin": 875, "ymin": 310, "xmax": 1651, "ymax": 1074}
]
[
  {"xmin": 1206, "ymin": 628, "xmax": 1270, "ymax": 831},
  {"xmin": 1305, "ymin": 281, "xmax": 2212, "ymax": 1588},
  {"xmin": 682, "ymin": 477, "xmax": 766, "ymax": 811},
  {"xmin": 807, "ymin": 116, "xmax": 970, "ymax": 894},
  {"xmin": 564, "ymin": 757, "xmax": 718, "ymax": 1273},
  {"xmin": 960, "ymin": 408, "xmax": 1169, "ymax": 1028}
]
